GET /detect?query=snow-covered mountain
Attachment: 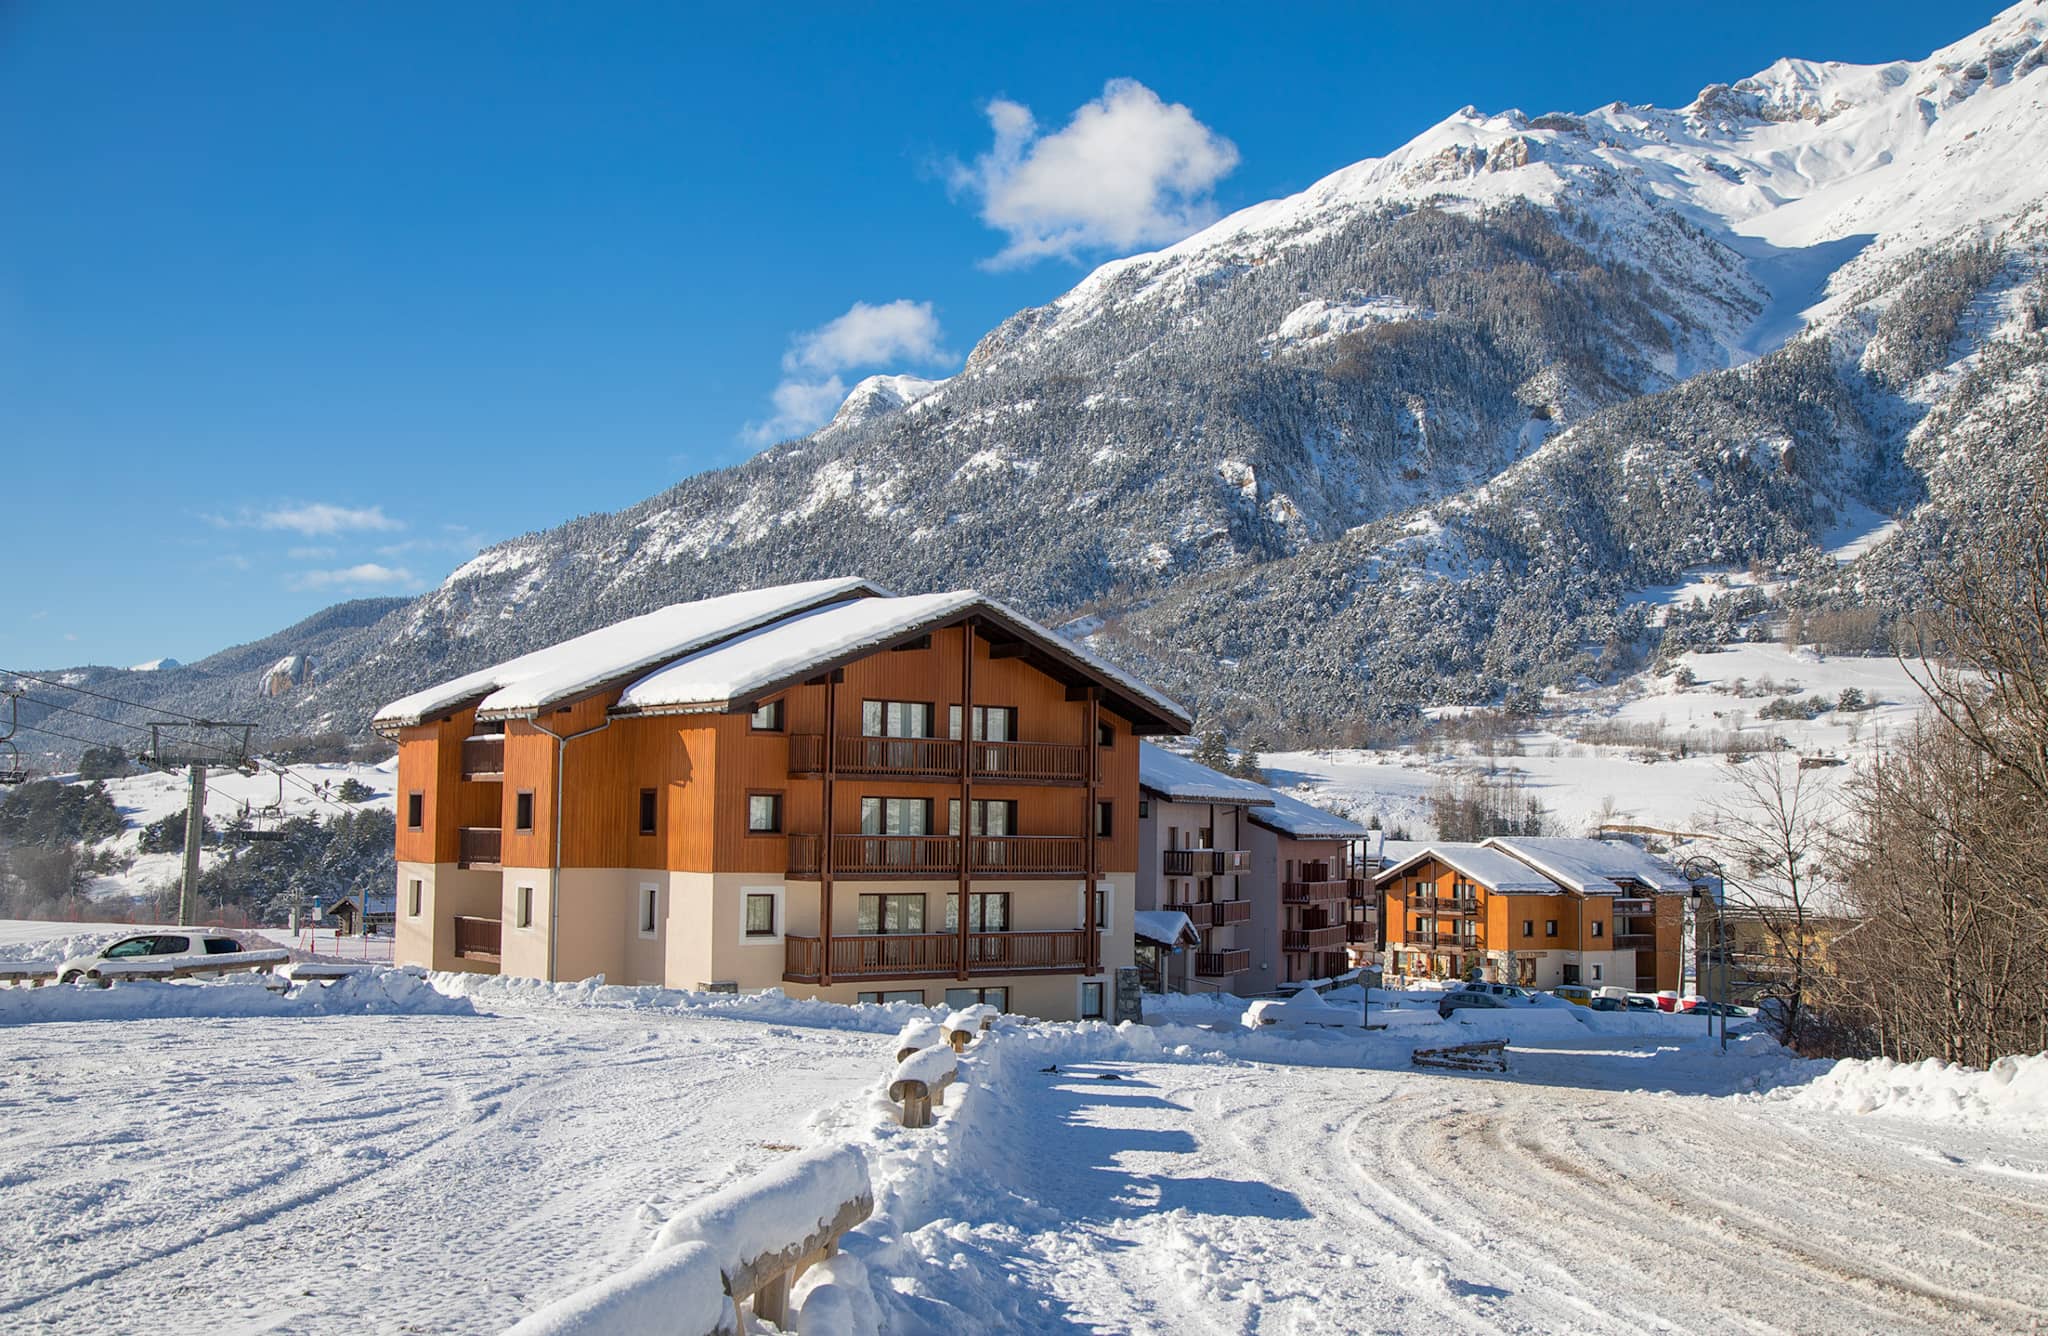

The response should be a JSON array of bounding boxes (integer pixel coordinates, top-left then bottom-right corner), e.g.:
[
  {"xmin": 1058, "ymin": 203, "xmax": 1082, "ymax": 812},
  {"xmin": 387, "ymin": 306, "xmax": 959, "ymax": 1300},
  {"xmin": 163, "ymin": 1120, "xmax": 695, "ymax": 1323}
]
[{"xmin": 35, "ymin": 1, "xmax": 2048, "ymax": 750}]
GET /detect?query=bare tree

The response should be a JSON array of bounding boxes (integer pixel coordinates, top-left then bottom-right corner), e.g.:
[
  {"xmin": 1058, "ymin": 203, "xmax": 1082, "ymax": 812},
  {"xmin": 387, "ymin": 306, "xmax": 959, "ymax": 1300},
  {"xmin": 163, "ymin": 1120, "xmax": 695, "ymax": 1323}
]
[{"xmin": 1699, "ymin": 758, "xmax": 1837, "ymax": 1046}]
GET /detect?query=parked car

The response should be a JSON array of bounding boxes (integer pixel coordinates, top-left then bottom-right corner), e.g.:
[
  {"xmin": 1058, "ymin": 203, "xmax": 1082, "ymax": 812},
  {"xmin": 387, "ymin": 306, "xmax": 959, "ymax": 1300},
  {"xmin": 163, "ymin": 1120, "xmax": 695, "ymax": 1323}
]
[
  {"xmin": 1438, "ymin": 983, "xmax": 1533, "ymax": 1018},
  {"xmin": 1554, "ymin": 984, "xmax": 1595, "ymax": 1007},
  {"xmin": 58, "ymin": 932, "xmax": 249, "ymax": 984},
  {"xmin": 1688, "ymin": 1000, "xmax": 1753, "ymax": 1019}
]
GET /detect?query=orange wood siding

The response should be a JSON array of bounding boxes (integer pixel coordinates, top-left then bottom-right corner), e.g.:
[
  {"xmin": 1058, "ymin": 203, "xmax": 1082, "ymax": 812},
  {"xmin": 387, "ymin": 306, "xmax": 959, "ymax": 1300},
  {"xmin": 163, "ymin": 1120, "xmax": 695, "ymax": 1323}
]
[{"xmin": 395, "ymin": 711, "xmax": 471, "ymax": 864}]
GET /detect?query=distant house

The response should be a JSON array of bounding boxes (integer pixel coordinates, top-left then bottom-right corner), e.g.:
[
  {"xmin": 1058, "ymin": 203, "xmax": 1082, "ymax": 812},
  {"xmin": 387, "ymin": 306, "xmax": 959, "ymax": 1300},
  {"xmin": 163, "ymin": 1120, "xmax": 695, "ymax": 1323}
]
[
  {"xmin": 325, "ymin": 893, "xmax": 397, "ymax": 937},
  {"xmin": 1246, "ymin": 791, "xmax": 1372, "ymax": 987},
  {"xmin": 1378, "ymin": 837, "xmax": 1697, "ymax": 992},
  {"xmin": 1136, "ymin": 744, "xmax": 1272, "ymax": 995}
]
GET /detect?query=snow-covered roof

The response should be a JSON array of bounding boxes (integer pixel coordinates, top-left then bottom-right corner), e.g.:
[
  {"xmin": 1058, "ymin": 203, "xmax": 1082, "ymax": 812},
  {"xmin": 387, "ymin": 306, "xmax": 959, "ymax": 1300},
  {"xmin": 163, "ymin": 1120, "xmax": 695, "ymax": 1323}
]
[
  {"xmin": 326, "ymin": 893, "xmax": 396, "ymax": 916},
  {"xmin": 1483, "ymin": 838, "xmax": 1696, "ymax": 897},
  {"xmin": 1134, "ymin": 910, "xmax": 1201, "ymax": 949},
  {"xmin": 1137, "ymin": 743, "xmax": 1275, "ymax": 806},
  {"xmin": 1376, "ymin": 842, "xmax": 1561, "ymax": 894},
  {"xmin": 372, "ymin": 579, "xmax": 880, "ymax": 729},
  {"xmin": 1247, "ymin": 789, "xmax": 1368, "ymax": 841},
  {"xmin": 613, "ymin": 590, "xmax": 1191, "ymax": 733}
]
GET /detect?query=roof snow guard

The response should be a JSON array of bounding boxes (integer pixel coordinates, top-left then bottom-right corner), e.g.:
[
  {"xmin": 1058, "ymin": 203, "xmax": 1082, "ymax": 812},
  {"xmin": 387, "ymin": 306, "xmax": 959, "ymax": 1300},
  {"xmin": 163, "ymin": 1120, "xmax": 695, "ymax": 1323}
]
[
  {"xmin": 374, "ymin": 580, "xmax": 1191, "ymax": 737},
  {"xmin": 1137, "ymin": 743, "xmax": 1275, "ymax": 806}
]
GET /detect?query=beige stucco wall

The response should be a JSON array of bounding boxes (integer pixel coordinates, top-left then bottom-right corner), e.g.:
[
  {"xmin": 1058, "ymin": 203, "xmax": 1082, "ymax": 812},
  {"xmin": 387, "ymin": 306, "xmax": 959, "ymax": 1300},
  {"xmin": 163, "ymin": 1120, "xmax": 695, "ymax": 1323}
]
[{"xmin": 394, "ymin": 860, "xmax": 502, "ymax": 974}]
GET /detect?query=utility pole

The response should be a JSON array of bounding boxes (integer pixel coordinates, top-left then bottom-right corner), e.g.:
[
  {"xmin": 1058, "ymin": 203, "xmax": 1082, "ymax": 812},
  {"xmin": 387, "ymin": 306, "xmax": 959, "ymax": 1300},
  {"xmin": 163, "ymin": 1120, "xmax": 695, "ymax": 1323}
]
[
  {"xmin": 180, "ymin": 764, "xmax": 205, "ymax": 926},
  {"xmin": 143, "ymin": 722, "xmax": 256, "ymax": 929}
]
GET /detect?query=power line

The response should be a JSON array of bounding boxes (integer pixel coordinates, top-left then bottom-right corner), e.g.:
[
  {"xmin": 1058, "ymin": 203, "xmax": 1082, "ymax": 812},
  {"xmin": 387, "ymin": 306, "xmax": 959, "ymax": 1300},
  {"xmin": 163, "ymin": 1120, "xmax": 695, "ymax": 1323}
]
[
  {"xmin": 11, "ymin": 720, "xmax": 118, "ymax": 752},
  {"xmin": 18, "ymin": 693, "xmax": 158, "ymax": 738},
  {"xmin": 0, "ymin": 668, "xmax": 218, "ymax": 726}
]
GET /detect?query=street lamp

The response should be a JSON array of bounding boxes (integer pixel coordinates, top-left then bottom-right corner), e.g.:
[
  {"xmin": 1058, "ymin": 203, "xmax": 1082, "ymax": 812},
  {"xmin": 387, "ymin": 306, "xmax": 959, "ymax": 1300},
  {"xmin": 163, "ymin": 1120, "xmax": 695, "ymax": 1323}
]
[{"xmin": 1681, "ymin": 854, "xmax": 1730, "ymax": 1054}]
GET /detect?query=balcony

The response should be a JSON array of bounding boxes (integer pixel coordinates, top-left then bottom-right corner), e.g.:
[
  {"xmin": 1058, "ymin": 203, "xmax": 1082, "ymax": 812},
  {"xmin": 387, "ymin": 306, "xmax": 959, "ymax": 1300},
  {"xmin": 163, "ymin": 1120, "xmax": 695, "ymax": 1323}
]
[
  {"xmin": 1283, "ymin": 924, "xmax": 1351, "ymax": 953},
  {"xmin": 457, "ymin": 826, "xmax": 502, "ymax": 869},
  {"xmin": 786, "ymin": 735, "xmax": 1088, "ymax": 785},
  {"xmin": 785, "ymin": 833, "xmax": 1087, "ymax": 880},
  {"xmin": 1345, "ymin": 920, "xmax": 1372, "ymax": 944},
  {"xmin": 452, "ymin": 915, "xmax": 501, "ymax": 964},
  {"xmin": 1614, "ymin": 933, "xmax": 1656, "ymax": 949},
  {"xmin": 1407, "ymin": 894, "xmax": 1480, "ymax": 916},
  {"xmin": 1165, "ymin": 899, "xmax": 1252, "ymax": 929},
  {"xmin": 1408, "ymin": 926, "xmax": 1480, "ymax": 949},
  {"xmin": 782, "ymin": 929, "xmax": 1097, "ymax": 982},
  {"xmin": 1282, "ymin": 879, "xmax": 1352, "ymax": 904},
  {"xmin": 460, "ymin": 735, "xmax": 505, "ymax": 780},
  {"xmin": 1346, "ymin": 877, "xmax": 1372, "ymax": 900},
  {"xmin": 1195, "ymin": 948, "xmax": 1251, "ymax": 976},
  {"xmin": 1611, "ymin": 897, "xmax": 1652, "ymax": 913},
  {"xmin": 1162, "ymin": 848, "xmax": 1251, "ymax": 877}
]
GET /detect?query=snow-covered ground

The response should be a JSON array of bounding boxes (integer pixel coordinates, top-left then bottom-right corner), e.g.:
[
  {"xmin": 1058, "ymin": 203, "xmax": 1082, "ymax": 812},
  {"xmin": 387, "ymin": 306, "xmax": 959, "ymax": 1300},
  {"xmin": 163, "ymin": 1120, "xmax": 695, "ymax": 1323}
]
[{"xmin": 1268, "ymin": 643, "xmax": 1932, "ymax": 841}]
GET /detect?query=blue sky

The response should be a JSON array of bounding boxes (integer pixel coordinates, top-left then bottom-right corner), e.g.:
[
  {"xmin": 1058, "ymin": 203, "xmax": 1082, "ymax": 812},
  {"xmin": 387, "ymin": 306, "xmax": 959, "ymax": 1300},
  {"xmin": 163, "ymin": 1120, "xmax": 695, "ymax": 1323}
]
[{"xmin": 1, "ymin": 0, "xmax": 1997, "ymax": 669}]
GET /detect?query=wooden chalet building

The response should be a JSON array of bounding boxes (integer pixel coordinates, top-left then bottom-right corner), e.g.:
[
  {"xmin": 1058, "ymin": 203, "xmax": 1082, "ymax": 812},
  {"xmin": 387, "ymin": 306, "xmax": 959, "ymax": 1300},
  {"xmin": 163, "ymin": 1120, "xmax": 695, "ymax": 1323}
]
[
  {"xmin": 372, "ymin": 579, "xmax": 1191, "ymax": 1021},
  {"xmin": 1135, "ymin": 743, "xmax": 1272, "ymax": 994},
  {"xmin": 1378, "ymin": 837, "xmax": 1695, "ymax": 992}
]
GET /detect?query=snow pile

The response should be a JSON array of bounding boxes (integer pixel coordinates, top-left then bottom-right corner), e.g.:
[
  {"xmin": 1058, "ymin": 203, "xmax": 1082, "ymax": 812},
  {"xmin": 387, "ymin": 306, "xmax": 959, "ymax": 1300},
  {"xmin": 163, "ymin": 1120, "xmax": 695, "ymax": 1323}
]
[
  {"xmin": 1774, "ymin": 1052, "xmax": 2048, "ymax": 1130},
  {"xmin": 655, "ymin": 1142, "xmax": 873, "ymax": 1265},
  {"xmin": 0, "ymin": 966, "xmax": 476, "ymax": 1025},
  {"xmin": 1244, "ymin": 991, "xmax": 1356, "ymax": 1029},
  {"xmin": 892, "ymin": 1018, "xmax": 945, "ymax": 1056},
  {"xmin": 505, "ymin": 1241, "xmax": 730, "ymax": 1336},
  {"xmin": 434, "ymin": 973, "xmax": 943, "ymax": 1033}
]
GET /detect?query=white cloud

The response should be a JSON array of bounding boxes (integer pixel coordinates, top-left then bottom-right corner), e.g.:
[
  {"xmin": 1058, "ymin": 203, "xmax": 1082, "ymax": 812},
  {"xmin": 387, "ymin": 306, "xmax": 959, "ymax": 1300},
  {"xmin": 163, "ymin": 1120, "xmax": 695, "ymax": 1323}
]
[
  {"xmin": 949, "ymin": 78, "xmax": 1239, "ymax": 268},
  {"xmin": 255, "ymin": 503, "xmax": 403, "ymax": 536},
  {"xmin": 747, "ymin": 300, "xmax": 953, "ymax": 443},
  {"xmin": 288, "ymin": 562, "xmax": 418, "ymax": 591},
  {"xmin": 288, "ymin": 545, "xmax": 338, "ymax": 560}
]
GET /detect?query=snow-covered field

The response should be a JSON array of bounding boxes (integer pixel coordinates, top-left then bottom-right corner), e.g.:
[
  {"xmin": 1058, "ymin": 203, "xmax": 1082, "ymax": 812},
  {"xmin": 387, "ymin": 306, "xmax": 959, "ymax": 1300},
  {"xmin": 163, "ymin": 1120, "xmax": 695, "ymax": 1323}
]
[{"xmin": 1269, "ymin": 643, "xmax": 1933, "ymax": 841}]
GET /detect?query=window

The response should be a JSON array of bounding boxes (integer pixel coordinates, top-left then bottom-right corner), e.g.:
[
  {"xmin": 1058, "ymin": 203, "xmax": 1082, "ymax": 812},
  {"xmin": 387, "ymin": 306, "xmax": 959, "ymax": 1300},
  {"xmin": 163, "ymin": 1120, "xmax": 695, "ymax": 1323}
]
[
  {"xmin": 861, "ymin": 796, "xmax": 931, "ymax": 834},
  {"xmin": 861, "ymin": 699, "xmax": 933, "ymax": 738},
  {"xmin": 857, "ymin": 893, "xmax": 925, "ymax": 934},
  {"xmin": 1592, "ymin": 964, "xmax": 1604, "ymax": 982},
  {"xmin": 744, "ymin": 892, "xmax": 777, "ymax": 937},
  {"xmin": 1097, "ymin": 720, "xmax": 1114, "ymax": 748},
  {"xmin": 945, "ymin": 891, "xmax": 1010, "ymax": 932},
  {"xmin": 944, "ymin": 986, "xmax": 1007, "ymax": 1012},
  {"xmin": 1088, "ymin": 884, "xmax": 1109, "ymax": 930},
  {"xmin": 204, "ymin": 938, "xmax": 241, "ymax": 954},
  {"xmin": 1095, "ymin": 801, "xmax": 1113, "ymax": 838},
  {"xmin": 1081, "ymin": 981, "xmax": 1105, "ymax": 1020},
  {"xmin": 104, "ymin": 937, "xmax": 155, "ymax": 960},
  {"xmin": 947, "ymin": 798, "xmax": 1015, "ymax": 837},
  {"xmin": 1139, "ymin": 799, "xmax": 1149, "ymax": 819},
  {"xmin": 515, "ymin": 790, "xmax": 535, "ymax": 833},
  {"xmin": 749, "ymin": 698, "xmax": 785, "ymax": 731},
  {"xmin": 1196, "ymin": 876, "xmax": 1214, "ymax": 904},
  {"xmin": 405, "ymin": 792, "xmax": 424, "ymax": 830},
  {"xmin": 1521, "ymin": 919, "xmax": 1533, "ymax": 938},
  {"xmin": 151, "ymin": 935, "xmax": 191, "ymax": 956},
  {"xmin": 516, "ymin": 886, "xmax": 534, "ymax": 929},
  {"xmin": 638, "ymin": 884, "xmax": 659, "ymax": 936},
  {"xmin": 947, "ymin": 705, "xmax": 1015, "ymax": 741},
  {"xmin": 857, "ymin": 990, "xmax": 926, "ymax": 1005},
  {"xmin": 747, "ymin": 792, "xmax": 783, "ymax": 834},
  {"xmin": 1591, "ymin": 920, "xmax": 1605, "ymax": 939},
  {"xmin": 1562, "ymin": 963, "xmax": 1579, "ymax": 985},
  {"xmin": 1545, "ymin": 919, "xmax": 1559, "ymax": 938},
  {"xmin": 639, "ymin": 788, "xmax": 658, "ymax": 836},
  {"xmin": 408, "ymin": 879, "xmax": 423, "ymax": 918}
]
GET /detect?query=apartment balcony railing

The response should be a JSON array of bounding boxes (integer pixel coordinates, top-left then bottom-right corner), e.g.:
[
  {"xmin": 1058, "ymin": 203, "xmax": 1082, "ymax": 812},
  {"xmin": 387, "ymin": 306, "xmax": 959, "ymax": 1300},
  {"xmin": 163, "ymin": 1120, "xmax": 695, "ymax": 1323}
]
[
  {"xmin": 1161, "ymin": 848, "xmax": 1252, "ymax": 876},
  {"xmin": 1195, "ymin": 948, "xmax": 1251, "ymax": 977},
  {"xmin": 1282, "ymin": 879, "xmax": 1352, "ymax": 904},
  {"xmin": 1611, "ymin": 897, "xmax": 1653, "ymax": 913},
  {"xmin": 457, "ymin": 826, "xmax": 502, "ymax": 869},
  {"xmin": 452, "ymin": 915, "xmax": 501, "ymax": 963},
  {"xmin": 1407, "ymin": 926, "xmax": 1480, "ymax": 949},
  {"xmin": 1282, "ymin": 924, "xmax": 1352, "ymax": 953},
  {"xmin": 1346, "ymin": 877, "xmax": 1372, "ymax": 900},
  {"xmin": 782, "ymin": 929, "xmax": 1097, "ymax": 982},
  {"xmin": 1614, "ymin": 933, "xmax": 1656, "ymax": 949},
  {"xmin": 1164, "ymin": 898, "xmax": 1253, "ymax": 929},
  {"xmin": 785, "ymin": 833, "xmax": 1087, "ymax": 880},
  {"xmin": 785, "ymin": 735, "xmax": 1088, "ymax": 785},
  {"xmin": 1407, "ymin": 894, "xmax": 1480, "ymax": 916},
  {"xmin": 460, "ymin": 734, "xmax": 505, "ymax": 780},
  {"xmin": 1345, "ymin": 920, "xmax": 1372, "ymax": 944}
]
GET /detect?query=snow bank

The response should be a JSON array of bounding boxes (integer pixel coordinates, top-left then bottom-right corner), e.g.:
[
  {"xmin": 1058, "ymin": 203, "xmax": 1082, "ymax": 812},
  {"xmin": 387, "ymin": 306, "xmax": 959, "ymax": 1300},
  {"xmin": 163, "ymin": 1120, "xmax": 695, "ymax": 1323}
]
[
  {"xmin": 0, "ymin": 966, "xmax": 475, "ymax": 1025},
  {"xmin": 437, "ymin": 973, "xmax": 936, "ymax": 1034},
  {"xmin": 654, "ymin": 1143, "xmax": 873, "ymax": 1271},
  {"xmin": 504, "ymin": 1240, "xmax": 731, "ymax": 1336},
  {"xmin": 892, "ymin": 1019, "xmax": 944, "ymax": 1056},
  {"xmin": 1773, "ymin": 1052, "xmax": 2048, "ymax": 1131},
  {"xmin": 1244, "ymin": 991, "xmax": 1356, "ymax": 1029}
]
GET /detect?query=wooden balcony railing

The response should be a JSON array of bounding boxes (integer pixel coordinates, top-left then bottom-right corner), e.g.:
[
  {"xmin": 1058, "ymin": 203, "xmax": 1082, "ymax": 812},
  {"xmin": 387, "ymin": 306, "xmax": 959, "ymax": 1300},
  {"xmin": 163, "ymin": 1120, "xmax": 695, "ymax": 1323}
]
[
  {"xmin": 1164, "ymin": 898, "xmax": 1252, "ymax": 929},
  {"xmin": 782, "ymin": 929, "xmax": 1097, "ymax": 982},
  {"xmin": 1407, "ymin": 926, "xmax": 1480, "ymax": 950},
  {"xmin": 460, "ymin": 735, "xmax": 505, "ymax": 779},
  {"xmin": 1614, "ymin": 932, "xmax": 1656, "ymax": 949},
  {"xmin": 1346, "ymin": 877, "xmax": 1372, "ymax": 900},
  {"xmin": 1195, "ymin": 948, "xmax": 1251, "ymax": 977},
  {"xmin": 1282, "ymin": 924, "xmax": 1352, "ymax": 953},
  {"xmin": 452, "ymin": 915, "xmax": 501, "ymax": 962},
  {"xmin": 1163, "ymin": 849, "xmax": 1251, "ymax": 876},
  {"xmin": 786, "ymin": 735, "xmax": 1089, "ymax": 784},
  {"xmin": 1611, "ymin": 897, "xmax": 1653, "ymax": 912},
  {"xmin": 1407, "ymin": 895, "xmax": 1480, "ymax": 916},
  {"xmin": 1282, "ymin": 879, "xmax": 1352, "ymax": 904},
  {"xmin": 785, "ymin": 834, "xmax": 1088, "ymax": 879},
  {"xmin": 1345, "ymin": 920, "xmax": 1372, "ymax": 943},
  {"xmin": 458, "ymin": 826, "xmax": 502, "ymax": 869}
]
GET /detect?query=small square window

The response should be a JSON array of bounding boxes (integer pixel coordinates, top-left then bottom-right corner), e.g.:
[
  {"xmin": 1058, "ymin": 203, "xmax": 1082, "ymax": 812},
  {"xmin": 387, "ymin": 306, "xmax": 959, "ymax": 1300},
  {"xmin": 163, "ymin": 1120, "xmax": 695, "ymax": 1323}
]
[
  {"xmin": 749, "ymin": 699, "xmax": 784, "ymax": 732},
  {"xmin": 406, "ymin": 792, "xmax": 423, "ymax": 830},
  {"xmin": 1592, "ymin": 964, "xmax": 1604, "ymax": 981},
  {"xmin": 407, "ymin": 879, "xmax": 423, "ymax": 917},
  {"xmin": 1521, "ymin": 919, "xmax": 1533, "ymax": 938},
  {"xmin": 516, "ymin": 886, "xmax": 534, "ymax": 930},
  {"xmin": 1095, "ymin": 801, "xmax": 1113, "ymax": 838},
  {"xmin": 1081, "ymin": 981, "xmax": 1105, "ymax": 1020},
  {"xmin": 1097, "ymin": 721, "xmax": 1114, "ymax": 748},
  {"xmin": 1592, "ymin": 920, "xmax": 1604, "ymax": 939},
  {"xmin": 1138, "ymin": 799, "xmax": 1149, "ymax": 819},
  {"xmin": 744, "ymin": 892, "xmax": 776, "ymax": 937},
  {"xmin": 515, "ymin": 791, "xmax": 535, "ymax": 833},
  {"xmin": 1545, "ymin": 919, "xmax": 1558, "ymax": 938},
  {"xmin": 639, "ymin": 788, "xmax": 657, "ymax": 836},
  {"xmin": 747, "ymin": 793, "xmax": 782, "ymax": 834}
]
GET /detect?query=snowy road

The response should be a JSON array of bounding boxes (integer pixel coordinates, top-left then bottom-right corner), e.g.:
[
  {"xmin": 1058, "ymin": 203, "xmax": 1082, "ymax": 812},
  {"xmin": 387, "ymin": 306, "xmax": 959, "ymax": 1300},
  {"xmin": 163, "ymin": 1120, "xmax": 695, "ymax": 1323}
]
[
  {"xmin": 0, "ymin": 996, "xmax": 890, "ymax": 1333},
  {"xmin": 895, "ymin": 1035, "xmax": 2048, "ymax": 1334}
]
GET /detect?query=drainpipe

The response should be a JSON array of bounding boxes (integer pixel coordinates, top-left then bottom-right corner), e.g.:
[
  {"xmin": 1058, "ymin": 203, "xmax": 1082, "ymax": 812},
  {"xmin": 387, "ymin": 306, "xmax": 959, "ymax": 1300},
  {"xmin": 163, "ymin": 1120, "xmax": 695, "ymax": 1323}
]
[{"xmin": 530, "ymin": 711, "xmax": 614, "ymax": 984}]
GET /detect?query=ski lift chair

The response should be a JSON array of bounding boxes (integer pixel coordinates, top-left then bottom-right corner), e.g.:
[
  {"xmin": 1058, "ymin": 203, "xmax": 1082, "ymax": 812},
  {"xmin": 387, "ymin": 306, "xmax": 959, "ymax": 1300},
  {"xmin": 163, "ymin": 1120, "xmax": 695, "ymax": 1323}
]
[{"xmin": 0, "ymin": 741, "xmax": 24, "ymax": 785}]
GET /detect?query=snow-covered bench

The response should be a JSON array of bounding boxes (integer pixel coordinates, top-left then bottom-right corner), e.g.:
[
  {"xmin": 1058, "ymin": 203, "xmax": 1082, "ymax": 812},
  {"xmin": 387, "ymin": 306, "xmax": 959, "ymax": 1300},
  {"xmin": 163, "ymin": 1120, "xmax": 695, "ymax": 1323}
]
[
  {"xmin": 1243, "ymin": 992, "xmax": 1355, "ymax": 1030},
  {"xmin": 0, "ymin": 961, "xmax": 58, "ymax": 988},
  {"xmin": 888, "ymin": 1044, "xmax": 959, "ymax": 1128},
  {"xmin": 941, "ymin": 1004, "xmax": 998, "ymax": 1051},
  {"xmin": 263, "ymin": 961, "xmax": 363, "ymax": 992},
  {"xmin": 506, "ymin": 1144, "xmax": 874, "ymax": 1335},
  {"xmin": 893, "ymin": 1018, "xmax": 945, "ymax": 1062},
  {"xmin": 90, "ymin": 949, "xmax": 292, "ymax": 987}
]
